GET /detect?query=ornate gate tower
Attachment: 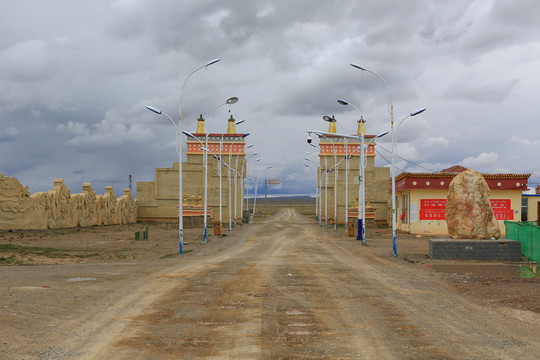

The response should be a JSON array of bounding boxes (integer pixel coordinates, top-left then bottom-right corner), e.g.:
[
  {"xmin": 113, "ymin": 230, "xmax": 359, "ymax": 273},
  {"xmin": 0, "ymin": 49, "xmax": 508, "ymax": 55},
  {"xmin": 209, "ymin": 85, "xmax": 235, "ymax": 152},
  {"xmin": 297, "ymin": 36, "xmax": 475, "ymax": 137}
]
[{"xmin": 318, "ymin": 118, "xmax": 390, "ymax": 226}]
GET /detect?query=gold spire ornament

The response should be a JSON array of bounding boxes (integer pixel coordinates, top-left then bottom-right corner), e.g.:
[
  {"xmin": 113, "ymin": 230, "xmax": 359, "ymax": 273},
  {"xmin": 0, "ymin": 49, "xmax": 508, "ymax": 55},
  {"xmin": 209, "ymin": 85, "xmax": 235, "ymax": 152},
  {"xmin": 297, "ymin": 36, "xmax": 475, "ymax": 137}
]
[
  {"xmin": 227, "ymin": 115, "xmax": 236, "ymax": 134},
  {"xmin": 328, "ymin": 115, "xmax": 337, "ymax": 133},
  {"xmin": 357, "ymin": 116, "xmax": 366, "ymax": 136},
  {"xmin": 196, "ymin": 114, "xmax": 205, "ymax": 133}
]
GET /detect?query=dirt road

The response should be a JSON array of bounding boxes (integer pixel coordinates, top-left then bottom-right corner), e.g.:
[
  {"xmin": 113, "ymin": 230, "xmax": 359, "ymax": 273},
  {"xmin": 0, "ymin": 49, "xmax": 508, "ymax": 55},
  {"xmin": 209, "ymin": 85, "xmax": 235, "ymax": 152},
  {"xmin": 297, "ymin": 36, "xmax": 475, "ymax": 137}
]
[{"xmin": 2, "ymin": 209, "xmax": 540, "ymax": 359}]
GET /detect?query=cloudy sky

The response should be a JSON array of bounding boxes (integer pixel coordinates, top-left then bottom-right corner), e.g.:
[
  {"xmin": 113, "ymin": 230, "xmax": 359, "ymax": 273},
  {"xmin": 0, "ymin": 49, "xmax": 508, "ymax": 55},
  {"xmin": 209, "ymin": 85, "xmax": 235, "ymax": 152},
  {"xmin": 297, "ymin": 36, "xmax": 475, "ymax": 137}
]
[{"xmin": 1, "ymin": 0, "xmax": 539, "ymax": 197}]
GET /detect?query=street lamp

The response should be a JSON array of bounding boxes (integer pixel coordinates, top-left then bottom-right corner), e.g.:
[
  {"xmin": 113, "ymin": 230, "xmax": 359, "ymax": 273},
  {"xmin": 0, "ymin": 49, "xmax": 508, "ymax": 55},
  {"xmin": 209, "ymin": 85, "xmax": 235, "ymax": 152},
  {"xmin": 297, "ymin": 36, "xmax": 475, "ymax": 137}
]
[
  {"xmin": 245, "ymin": 176, "xmax": 255, "ymax": 222},
  {"xmin": 315, "ymin": 133, "xmax": 332, "ymax": 228},
  {"xmin": 390, "ymin": 108, "xmax": 426, "ymax": 253},
  {"xmin": 323, "ymin": 112, "xmax": 349, "ymax": 228},
  {"xmin": 228, "ymin": 134, "xmax": 249, "ymax": 230},
  {"xmin": 304, "ymin": 156, "xmax": 320, "ymax": 223},
  {"xmin": 323, "ymin": 117, "xmax": 340, "ymax": 230},
  {"xmin": 336, "ymin": 99, "xmax": 355, "ymax": 228},
  {"xmin": 218, "ymin": 119, "xmax": 245, "ymax": 230},
  {"xmin": 336, "ymin": 99, "xmax": 367, "ymax": 243},
  {"xmin": 307, "ymin": 142, "xmax": 321, "ymax": 224},
  {"xmin": 244, "ymin": 157, "xmax": 262, "ymax": 222},
  {"xmin": 350, "ymin": 63, "xmax": 398, "ymax": 253},
  {"xmin": 350, "ymin": 63, "xmax": 426, "ymax": 256},
  {"xmin": 240, "ymin": 149, "xmax": 256, "ymax": 224},
  {"xmin": 147, "ymin": 61, "xmax": 220, "ymax": 253},
  {"xmin": 207, "ymin": 96, "xmax": 239, "ymax": 233},
  {"xmin": 363, "ymin": 131, "xmax": 389, "ymax": 243},
  {"xmin": 251, "ymin": 165, "xmax": 271, "ymax": 220},
  {"xmin": 210, "ymin": 97, "xmax": 239, "ymax": 120},
  {"xmin": 182, "ymin": 131, "xmax": 209, "ymax": 243},
  {"xmin": 308, "ymin": 129, "xmax": 380, "ymax": 237},
  {"xmin": 146, "ymin": 58, "xmax": 219, "ymax": 256},
  {"xmin": 318, "ymin": 128, "xmax": 387, "ymax": 243}
]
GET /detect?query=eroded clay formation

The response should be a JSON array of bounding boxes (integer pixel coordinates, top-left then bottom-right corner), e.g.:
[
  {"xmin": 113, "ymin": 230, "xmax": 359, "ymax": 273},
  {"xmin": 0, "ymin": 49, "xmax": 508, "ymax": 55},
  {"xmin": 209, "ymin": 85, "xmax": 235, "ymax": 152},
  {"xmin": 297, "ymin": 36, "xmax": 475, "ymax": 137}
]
[{"xmin": 0, "ymin": 174, "xmax": 137, "ymax": 230}]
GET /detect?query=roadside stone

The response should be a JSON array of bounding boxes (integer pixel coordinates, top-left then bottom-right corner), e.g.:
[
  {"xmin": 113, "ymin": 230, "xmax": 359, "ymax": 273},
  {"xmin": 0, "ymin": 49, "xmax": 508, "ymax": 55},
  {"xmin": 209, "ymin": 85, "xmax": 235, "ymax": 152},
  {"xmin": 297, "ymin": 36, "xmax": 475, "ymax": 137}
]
[{"xmin": 446, "ymin": 169, "xmax": 501, "ymax": 239}]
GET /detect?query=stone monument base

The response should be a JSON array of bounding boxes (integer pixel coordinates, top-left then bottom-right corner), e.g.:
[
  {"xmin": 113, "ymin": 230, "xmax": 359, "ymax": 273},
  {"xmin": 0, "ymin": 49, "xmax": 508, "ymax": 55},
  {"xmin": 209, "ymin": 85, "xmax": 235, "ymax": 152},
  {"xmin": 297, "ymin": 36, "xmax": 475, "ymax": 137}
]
[{"xmin": 429, "ymin": 239, "xmax": 521, "ymax": 261}]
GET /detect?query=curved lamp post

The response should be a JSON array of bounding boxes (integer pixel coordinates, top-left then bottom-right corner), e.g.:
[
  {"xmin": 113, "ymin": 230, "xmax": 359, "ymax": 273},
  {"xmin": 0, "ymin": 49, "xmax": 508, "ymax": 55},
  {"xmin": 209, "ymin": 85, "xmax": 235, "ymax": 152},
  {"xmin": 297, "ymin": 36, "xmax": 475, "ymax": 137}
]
[
  {"xmin": 147, "ymin": 58, "xmax": 219, "ymax": 256},
  {"xmin": 304, "ymin": 156, "xmax": 320, "ymax": 223},
  {"xmin": 181, "ymin": 131, "xmax": 209, "ymax": 243},
  {"xmin": 228, "ymin": 133, "xmax": 250, "ymax": 230},
  {"xmin": 336, "ymin": 99, "xmax": 367, "ymax": 243},
  {"xmin": 316, "ymin": 132, "xmax": 335, "ymax": 228},
  {"xmin": 252, "ymin": 165, "xmax": 271, "ymax": 219},
  {"xmin": 350, "ymin": 63, "xmax": 398, "ymax": 253},
  {"xmin": 245, "ymin": 157, "xmax": 262, "ymax": 222},
  {"xmin": 240, "ymin": 148, "xmax": 255, "ymax": 224},
  {"xmin": 208, "ymin": 96, "xmax": 239, "ymax": 234},
  {"xmin": 306, "ymin": 142, "xmax": 321, "ymax": 224},
  {"xmin": 323, "ymin": 116, "xmax": 339, "ymax": 229},
  {"xmin": 304, "ymin": 154, "xmax": 321, "ymax": 223},
  {"xmin": 350, "ymin": 63, "xmax": 425, "ymax": 256},
  {"xmin": 390, "ymin": 108, "xmax": 426, "ymax": 253},
  {"xmin": 218, "ymin": 119, "xmax": 245, "ymax": 229}
]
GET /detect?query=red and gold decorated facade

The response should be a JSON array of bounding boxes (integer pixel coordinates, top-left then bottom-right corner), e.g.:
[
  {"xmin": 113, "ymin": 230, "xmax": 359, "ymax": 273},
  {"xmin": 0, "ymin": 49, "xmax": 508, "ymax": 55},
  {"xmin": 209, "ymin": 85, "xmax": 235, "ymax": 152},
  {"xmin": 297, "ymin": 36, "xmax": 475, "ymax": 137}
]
[
  {"xmin": 317, "ymin": 118, "xmax": 390, "ymax": 226},
  {"xmin": 137, "ymin": 114, "xmax": 247, "ymax": 224},
  {"xmin": 186, "ymin": 134, "xmax": 247, "ymax": 155}
]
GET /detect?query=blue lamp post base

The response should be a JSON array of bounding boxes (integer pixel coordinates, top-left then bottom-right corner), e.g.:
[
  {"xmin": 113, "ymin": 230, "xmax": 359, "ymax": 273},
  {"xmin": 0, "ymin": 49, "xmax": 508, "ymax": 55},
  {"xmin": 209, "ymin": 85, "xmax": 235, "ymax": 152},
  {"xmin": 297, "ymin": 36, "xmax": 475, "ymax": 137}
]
[{"xmin": 356, "ymin": 219, "xmax": 363, "ymax": 241}]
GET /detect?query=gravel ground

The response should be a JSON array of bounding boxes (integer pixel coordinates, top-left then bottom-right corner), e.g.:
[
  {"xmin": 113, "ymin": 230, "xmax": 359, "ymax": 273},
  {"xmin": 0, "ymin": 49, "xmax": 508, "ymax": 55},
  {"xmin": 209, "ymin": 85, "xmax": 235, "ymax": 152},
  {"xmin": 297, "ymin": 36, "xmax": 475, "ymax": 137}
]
[{"xmin": 1, "ymin": 212, "xmax": 539, "ymax": 359}]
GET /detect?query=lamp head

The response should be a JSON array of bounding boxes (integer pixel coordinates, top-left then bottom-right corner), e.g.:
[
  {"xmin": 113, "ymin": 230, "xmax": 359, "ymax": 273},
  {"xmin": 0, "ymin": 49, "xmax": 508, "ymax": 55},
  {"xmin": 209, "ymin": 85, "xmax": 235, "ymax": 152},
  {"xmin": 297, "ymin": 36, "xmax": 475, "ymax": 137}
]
[
  {"xmin": 350, "ymin": 63, "xmax": 367, "ymax": 71},
  {"xmin": 205, "ymin": 58, "xmax": 221, "ymax": 67},
  {"xmin": 323, "ymin": 115, "xmax": 334, "ymax": 122},
  {"xmin": 241, "ymin": 133, "xmax": 249, "ymax": 138},
  {"xmin": 182, "ymin": 130, "xmax": 194, "ymax": 138},
  {"xmin": 411, "ymin": 108, "xmax": 426, "ymax": 117},
  {"xmin": 226, "ymin": 97, "xmax": 239, "ymax": 105},
  {"xmin": 235, "ymin": 119, "xmax": 245, "ymax": 125},
  {"xmin": 337, "ymin": 99, "xmax": 349, "ymax": 106},
  {"xmin": 307, "ymin": 135, "xmax": 312, "ymax": 144},
  {"xmin": 377, "ymin": 131, "xmax": 389, "ymax": 138},
  {"xmin": 146, "ymin": 105, "xmax": 162, "ymax": 114}
]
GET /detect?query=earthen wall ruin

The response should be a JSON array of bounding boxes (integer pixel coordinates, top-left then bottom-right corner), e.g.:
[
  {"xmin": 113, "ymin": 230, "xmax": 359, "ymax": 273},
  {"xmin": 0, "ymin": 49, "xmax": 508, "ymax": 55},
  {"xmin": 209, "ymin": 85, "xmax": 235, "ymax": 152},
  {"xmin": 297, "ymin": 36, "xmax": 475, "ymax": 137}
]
[{"xmin": 0, "ymin": 174, "xmax": 137, "ymax": 230}]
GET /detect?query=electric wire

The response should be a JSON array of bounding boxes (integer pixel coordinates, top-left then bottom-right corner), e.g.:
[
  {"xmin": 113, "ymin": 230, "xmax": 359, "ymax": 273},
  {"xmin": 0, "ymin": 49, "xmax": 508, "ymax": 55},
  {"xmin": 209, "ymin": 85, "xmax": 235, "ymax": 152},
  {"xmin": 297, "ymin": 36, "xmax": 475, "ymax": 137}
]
[
  {"xmin": 376, "ymin": 144, "xmax": 437, "ymax": 173},
  {"xmin": 374, "ymin": 148, "xmax": 407, "ymax": 173}
]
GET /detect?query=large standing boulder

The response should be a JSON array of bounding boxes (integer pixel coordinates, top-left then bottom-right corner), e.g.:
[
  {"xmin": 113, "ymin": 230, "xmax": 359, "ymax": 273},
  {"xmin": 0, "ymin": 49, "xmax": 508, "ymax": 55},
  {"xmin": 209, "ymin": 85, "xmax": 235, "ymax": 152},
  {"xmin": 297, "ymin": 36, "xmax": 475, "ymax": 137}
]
[{"xmin": 446, "ymin": 169, "xmax": 501, "ymax": 239}]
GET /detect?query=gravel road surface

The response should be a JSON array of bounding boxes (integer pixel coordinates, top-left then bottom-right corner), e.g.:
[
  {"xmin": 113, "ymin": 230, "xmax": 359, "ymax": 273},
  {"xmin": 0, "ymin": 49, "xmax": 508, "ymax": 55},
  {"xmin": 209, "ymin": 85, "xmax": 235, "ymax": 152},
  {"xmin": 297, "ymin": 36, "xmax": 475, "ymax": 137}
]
[{"xmin": 1, "ymin": 209, "xmax": 539, "ymax": 359}]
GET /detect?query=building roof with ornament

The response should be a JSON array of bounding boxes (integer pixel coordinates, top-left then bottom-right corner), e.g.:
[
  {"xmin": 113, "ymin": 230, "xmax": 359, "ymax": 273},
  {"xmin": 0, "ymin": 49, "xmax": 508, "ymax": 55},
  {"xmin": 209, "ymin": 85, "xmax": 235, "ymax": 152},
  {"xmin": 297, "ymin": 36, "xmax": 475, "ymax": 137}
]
[
  {"xmin": 185, "ymin": 114, "xmax": 248, "ymax": 155},
  {"xmin": 395, "ymin": 165, "xmax": 531, "ymax": 192},
  {"xmin": 317, "ymin": 115, "xmax": 378, "ymax": 157}
]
